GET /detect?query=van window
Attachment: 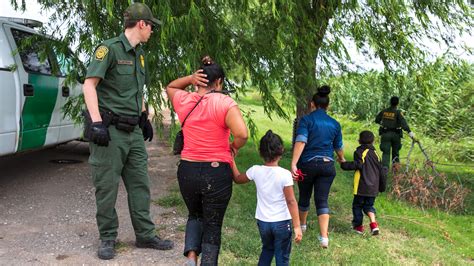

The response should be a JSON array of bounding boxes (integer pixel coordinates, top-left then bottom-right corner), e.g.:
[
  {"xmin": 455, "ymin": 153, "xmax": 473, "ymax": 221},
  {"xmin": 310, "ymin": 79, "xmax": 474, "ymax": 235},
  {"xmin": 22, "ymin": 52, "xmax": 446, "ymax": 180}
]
[
  {"xmin": 54, "ymin": 47, "xmax": 86, "ymax": 82},
  {"xmin": 54, "ymin": 48, "xmax": 76, "ymax": 77},
  {"xmin": 11, "ymin": 29, "xmax": 53, "ymax": 75}
]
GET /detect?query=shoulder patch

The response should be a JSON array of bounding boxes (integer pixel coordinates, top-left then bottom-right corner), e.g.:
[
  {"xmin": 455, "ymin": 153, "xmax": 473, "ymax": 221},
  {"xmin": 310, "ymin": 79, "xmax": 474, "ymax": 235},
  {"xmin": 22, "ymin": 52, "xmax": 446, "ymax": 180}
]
[{"xmin": 95, "ymin": 46, "xmax": 109, "ymax": 61}]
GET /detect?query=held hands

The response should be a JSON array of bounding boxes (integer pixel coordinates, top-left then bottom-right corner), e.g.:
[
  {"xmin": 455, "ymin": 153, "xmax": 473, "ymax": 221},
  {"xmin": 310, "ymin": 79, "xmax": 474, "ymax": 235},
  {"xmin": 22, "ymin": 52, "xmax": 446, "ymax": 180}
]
[
  {"xmin": 191, "ymin": 69, "xmax": 209, "ymax": 88},
  {"xmin": 294, "ymin": 226, "xmax": 303, "ymax": 243},
  {"xmin": 139, "ymin": 111, "xmax": 153, "ymax": 141},
  {"xmin": 90, "ymin": 122, "xmax": 110, "ymax": 147}
]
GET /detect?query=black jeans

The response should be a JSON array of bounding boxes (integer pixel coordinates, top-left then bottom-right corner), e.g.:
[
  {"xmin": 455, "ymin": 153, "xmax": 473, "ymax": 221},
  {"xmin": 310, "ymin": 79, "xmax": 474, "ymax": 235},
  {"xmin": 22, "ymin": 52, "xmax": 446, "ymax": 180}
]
[
  {"xmin": 297, "ymin": 160, "xmax": 336, "ymax": 215},
  {"xmin": 177, "ymin": 160, "xmax": 233, "ymax": 265},
  {"xmin": 352, "ymin": 195, "xmax": 376, "ymax": 227}
]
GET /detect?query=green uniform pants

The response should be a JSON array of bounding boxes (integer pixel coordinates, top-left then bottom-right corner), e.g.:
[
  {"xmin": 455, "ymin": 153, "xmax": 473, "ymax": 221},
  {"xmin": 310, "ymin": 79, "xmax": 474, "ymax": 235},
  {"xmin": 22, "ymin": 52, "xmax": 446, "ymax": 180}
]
[
  {"xmin": 380, "ymin": 131, "xmax": 402, "ymax": 168},
  {"xmin": 89, "ymin": 126, "xmax": 155, "ymax": 241}
]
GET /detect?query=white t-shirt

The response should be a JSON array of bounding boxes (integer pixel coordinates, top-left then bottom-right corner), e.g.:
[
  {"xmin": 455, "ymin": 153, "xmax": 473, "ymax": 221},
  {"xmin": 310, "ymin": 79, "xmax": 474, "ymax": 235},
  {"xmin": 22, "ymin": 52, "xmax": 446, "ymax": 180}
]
[{"xmin": 246, "ymin": 165, "xmax": 294, "ymax": 222}]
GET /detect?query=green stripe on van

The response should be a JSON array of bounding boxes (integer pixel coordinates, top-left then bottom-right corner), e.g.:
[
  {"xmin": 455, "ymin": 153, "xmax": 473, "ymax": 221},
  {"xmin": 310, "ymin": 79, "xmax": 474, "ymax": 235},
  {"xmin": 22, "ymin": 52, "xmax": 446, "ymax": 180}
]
[{"xmin": 18, "ymin": 74, "xmax": 59, "ymax": 151}]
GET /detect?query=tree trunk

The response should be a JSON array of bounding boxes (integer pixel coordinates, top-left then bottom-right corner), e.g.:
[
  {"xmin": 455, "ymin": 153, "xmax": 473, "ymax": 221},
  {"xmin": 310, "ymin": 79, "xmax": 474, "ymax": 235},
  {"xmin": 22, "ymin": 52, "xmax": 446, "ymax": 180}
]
[
  {"xmin": 294, "ymin": 44, "xmax": 317, "ymax": 119},
  {"xmin": 293, "ymin": 1, "xmax": 339, "ymax": 119}
]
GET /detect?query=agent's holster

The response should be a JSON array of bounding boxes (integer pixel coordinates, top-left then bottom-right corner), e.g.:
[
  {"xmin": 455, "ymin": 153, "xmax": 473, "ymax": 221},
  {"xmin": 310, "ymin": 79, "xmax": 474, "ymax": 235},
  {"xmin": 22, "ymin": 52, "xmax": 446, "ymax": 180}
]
[{"xmin": 83, "ymin": 109, "xmax": 139, "ymax": 136}]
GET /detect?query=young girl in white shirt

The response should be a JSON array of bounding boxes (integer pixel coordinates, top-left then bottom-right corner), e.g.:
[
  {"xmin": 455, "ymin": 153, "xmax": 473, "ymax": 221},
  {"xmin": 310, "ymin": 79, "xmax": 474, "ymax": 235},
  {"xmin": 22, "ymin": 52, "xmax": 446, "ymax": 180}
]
[{"xmin": 232, "ymin": 130, "xmax": 302, "ymax": 266}]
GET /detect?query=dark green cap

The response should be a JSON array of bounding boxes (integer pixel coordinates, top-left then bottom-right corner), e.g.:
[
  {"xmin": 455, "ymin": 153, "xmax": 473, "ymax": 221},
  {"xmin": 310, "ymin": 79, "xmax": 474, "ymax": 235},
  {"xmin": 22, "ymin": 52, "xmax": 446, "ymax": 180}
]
[{"xmin": 124, "ymin": 3, "xmax": 162, "ymax": 26}]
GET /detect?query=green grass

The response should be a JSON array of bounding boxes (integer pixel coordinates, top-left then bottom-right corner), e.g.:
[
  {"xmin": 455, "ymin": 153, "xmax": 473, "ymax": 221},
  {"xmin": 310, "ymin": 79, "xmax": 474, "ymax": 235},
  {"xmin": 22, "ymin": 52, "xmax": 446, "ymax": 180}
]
[
  {"xmin": 154, "ymin": 183, "xmax": 187, "ymax": 214},
  {"xmin": 218, "ymin": 99, "xmax": 474, "ymax": 265}
]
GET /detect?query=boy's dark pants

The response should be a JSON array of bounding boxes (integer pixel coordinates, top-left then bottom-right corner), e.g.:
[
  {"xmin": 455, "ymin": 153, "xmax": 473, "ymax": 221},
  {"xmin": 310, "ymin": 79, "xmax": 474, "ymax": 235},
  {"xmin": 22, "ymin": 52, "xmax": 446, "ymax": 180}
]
[
  {"xmin": 352, "ymin": 195, "xmax": 376, "ymax": 227},
  {"xmin": 177, "ymin": 160, "xmax": 233, "ymax": 265}
]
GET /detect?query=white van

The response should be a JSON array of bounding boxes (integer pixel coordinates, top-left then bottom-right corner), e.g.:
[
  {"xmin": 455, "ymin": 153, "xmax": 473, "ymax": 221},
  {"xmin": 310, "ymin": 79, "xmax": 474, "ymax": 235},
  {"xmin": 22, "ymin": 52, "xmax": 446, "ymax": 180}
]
[{"xmin": 0, "ymin": 17, "xmax": 83, "ymax": 156}]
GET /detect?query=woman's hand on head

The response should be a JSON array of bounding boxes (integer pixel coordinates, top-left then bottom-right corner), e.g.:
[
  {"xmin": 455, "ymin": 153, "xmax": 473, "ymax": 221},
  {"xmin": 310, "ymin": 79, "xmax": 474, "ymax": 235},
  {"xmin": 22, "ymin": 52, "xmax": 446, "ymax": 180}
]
[{"xmin": 191, "ymin": 69, "xmax": 208, "ymax": 87}]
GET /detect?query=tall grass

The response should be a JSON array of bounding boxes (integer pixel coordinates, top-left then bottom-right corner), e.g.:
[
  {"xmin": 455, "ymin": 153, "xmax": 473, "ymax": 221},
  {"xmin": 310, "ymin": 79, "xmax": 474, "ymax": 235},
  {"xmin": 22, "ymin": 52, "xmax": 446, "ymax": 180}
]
[{"xmin": 324, "ymin": 58, "xmax": 473, "ymax": 162}]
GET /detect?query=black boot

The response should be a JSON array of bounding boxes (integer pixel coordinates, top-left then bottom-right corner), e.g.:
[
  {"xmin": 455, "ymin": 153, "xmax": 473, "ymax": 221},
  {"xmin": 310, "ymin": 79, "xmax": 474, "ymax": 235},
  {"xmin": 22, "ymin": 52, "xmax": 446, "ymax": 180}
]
[
  {"xmin": 136, "ymin": 235, "xmax": 174, "ymax": 250},
  {"xmin": 98, "ymin": 240, "xmax": 116, "ymax": 260},
  {"xmin": 201, "ymin": 243, "xmax": 220, "ymax": 266}
]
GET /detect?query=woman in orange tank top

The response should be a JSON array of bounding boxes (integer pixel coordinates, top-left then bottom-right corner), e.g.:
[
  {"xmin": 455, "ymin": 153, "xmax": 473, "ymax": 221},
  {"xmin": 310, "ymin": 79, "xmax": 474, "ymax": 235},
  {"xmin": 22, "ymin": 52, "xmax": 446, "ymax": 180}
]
[{"xmin": 166, "ymin": 56, "xmax": 248, "ymax": 266}]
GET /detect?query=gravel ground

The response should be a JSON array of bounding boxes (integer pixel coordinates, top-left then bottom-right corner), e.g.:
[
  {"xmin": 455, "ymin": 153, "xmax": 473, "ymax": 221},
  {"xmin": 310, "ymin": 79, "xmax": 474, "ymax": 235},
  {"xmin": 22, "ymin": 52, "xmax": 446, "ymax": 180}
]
[{"xmin": 0, "ymin": 126, "xmax": 187, "ymax": 264}]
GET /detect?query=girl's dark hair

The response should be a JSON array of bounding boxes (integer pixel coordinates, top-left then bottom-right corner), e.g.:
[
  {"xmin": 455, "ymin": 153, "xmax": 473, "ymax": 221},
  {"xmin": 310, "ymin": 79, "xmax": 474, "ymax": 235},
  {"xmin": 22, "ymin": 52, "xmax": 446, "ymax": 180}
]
[
  {"xmin": 359, "ymin": 130, "xmax": 375, "ymax": 145},
  {"xmin": 312, "ymin": 85, "xmax": 331, "ymax": 109},
  {"xmin": 259, "ymin": 130, "xmax": 284, "ymax": 162},
  {"xmin": 200, "ymin": 55, "xmax": 225, "ymax": 88}
]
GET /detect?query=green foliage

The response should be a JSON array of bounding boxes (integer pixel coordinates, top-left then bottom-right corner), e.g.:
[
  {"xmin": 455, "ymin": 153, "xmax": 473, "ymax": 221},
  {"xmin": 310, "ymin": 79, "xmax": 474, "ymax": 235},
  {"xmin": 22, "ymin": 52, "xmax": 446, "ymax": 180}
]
[
  {"xmin": 153, "ymin": 183, "xmax": 187, "ymax": 214},
  {"xmin": 155, "ymin": 193, "xmax": 182, "ymax": 208},
  {"xmin": 324, "ymin": 58, "xmax": 473, "ymax": 161},
  {"xmin": 11, "ymin": 0, "xmax": 473, "ymax": 121}
]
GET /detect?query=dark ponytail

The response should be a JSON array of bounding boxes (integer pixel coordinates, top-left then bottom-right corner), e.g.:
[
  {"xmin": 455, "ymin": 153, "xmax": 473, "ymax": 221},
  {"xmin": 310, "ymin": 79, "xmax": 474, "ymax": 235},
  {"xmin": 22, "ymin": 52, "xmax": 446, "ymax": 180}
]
[
  {"xmin": 312, "ymin": 85, "xmax": 331, "ymax": 109},
  {"xmin": 200, "ymin": 55, "xmax": 225, "ymax": 87},
  {"xmin": 259, "ymin": 130, "xmax": 284, "ymax": 162}
]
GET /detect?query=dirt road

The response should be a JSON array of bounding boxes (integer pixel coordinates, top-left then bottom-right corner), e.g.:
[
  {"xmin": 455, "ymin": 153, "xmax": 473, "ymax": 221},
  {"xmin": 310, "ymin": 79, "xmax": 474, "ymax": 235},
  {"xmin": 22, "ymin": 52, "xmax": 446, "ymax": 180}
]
[{"xmin": 0, "ymin": 134, "xmax": 186, "ymax": 264}]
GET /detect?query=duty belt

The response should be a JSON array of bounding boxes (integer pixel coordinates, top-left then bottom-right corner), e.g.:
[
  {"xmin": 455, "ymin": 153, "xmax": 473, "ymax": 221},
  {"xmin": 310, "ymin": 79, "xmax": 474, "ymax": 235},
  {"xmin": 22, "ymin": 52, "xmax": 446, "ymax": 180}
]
[
  {"xmin": 380, "ymin": 127, "xmax": 402, "ymax": 135},
  {"xmin": 100, "ymin": 109, "xmax": 139, "ymax": 132},
  {"xmin": 382, "ymin": 127, "xmax": 401, "ymax": 132}
]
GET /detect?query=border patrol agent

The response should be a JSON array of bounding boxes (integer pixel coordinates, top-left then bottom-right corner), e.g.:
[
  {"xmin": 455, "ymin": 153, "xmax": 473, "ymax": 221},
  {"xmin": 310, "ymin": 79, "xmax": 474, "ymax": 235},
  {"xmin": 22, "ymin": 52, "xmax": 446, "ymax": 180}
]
[
  {"xmin": 82, "ymin": 3, "xmax": 173, "ymax": 260},
  {"xmin": 375, "ymin": 96, "xmax": 415, "ymax": 169}
]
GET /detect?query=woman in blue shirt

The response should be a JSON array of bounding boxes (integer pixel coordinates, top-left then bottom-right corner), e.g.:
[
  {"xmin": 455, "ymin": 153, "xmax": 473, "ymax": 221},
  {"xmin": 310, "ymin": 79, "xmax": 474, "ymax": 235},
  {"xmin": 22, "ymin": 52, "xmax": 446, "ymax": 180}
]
[{"xmin": 291, "ymin": 85, "xmax": 345, "ymax": 248}]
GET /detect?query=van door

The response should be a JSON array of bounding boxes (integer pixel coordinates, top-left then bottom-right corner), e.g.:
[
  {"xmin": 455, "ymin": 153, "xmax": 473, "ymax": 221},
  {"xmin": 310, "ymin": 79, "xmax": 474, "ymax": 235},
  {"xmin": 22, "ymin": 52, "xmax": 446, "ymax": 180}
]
[
  {"xmin": 8, "ymin": 27, "xmax": 60, "ymax": 151},
  {"xmin": 54, "ymin": 49, "xmax": 83, "ymax": 143},
  {"xmin": 0, "ymin": 24, "xmax": 19, "ymax": 156}
]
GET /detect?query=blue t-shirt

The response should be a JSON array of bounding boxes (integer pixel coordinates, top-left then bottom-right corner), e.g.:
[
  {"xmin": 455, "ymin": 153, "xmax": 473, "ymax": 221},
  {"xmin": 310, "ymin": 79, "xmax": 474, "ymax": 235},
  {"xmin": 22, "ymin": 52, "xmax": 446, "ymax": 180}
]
[{"xmin": 295, "ymin": 109, "xmax": 343, "ymax": 162}]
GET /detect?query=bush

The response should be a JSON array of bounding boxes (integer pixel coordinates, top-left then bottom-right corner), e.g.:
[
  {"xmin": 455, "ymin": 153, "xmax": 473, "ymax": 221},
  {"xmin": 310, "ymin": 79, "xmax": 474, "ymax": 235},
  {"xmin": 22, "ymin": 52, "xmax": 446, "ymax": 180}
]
[{"xmin": 390, "ymin": 164, "xmax": 470, "ymax": 213}]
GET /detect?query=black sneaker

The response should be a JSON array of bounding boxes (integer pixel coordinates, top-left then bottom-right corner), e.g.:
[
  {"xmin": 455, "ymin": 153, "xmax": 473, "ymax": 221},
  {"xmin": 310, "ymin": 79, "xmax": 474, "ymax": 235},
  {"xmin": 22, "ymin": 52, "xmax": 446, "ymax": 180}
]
[
  {"xmin": 98, "ymin": 240, "xmax": 116, "ymax": 260},
  {"xmin": 136, "ymin": 235, "xmax": 174, "ymax": 250}
]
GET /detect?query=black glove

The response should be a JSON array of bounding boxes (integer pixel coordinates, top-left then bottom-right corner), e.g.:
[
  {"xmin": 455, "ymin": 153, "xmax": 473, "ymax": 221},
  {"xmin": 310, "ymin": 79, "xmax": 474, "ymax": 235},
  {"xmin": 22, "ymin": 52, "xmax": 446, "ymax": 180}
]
[
  {"xmin": 90, "ymin": 122, "xmax": 110, "ymax": 147},
  {"xmin": 140, "ymin": 111, "xmax": 153, "ymax": 142}
]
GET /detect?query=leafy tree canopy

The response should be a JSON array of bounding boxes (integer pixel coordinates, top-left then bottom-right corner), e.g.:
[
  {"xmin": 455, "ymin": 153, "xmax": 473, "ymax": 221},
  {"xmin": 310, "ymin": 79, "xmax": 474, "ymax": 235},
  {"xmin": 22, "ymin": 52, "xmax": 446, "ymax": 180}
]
[{"xmin": 11, "ymin": 0, "xmax": 473, "ymax": 121}]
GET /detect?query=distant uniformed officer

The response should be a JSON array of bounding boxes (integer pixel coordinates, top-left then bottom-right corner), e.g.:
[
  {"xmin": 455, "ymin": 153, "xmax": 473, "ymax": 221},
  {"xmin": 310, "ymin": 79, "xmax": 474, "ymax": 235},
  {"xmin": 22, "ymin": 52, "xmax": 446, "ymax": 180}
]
[
  {"xmin": 375, "ymin": 96, "xmax": 415, "ymax": 169},
  {"xmin": 82, "ymin": 3, "xmax": 173, "ymax": 260}
]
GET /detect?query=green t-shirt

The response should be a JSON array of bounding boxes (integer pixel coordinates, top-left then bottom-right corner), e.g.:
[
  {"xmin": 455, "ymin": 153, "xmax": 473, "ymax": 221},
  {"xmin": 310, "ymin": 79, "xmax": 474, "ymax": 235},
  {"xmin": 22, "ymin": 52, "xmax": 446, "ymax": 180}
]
[{"xmin": 86, "ymin": 33, "xmax": 148, "ymax": 116}]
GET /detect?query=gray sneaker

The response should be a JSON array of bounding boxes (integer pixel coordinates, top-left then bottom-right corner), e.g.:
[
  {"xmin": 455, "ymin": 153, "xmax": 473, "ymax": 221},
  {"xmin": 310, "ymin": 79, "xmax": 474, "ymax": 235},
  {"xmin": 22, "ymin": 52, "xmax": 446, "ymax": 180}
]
[
  {"xmin": 98, "ymin": 240, "xmax": 116, "ymax": 260},
  {"xmin": 318, "ymin": 235, "xmax": 329, "ymax": 248},
  {"xmin": 301, "ymin": 224, "xmax": 307, "ymax": 233}
]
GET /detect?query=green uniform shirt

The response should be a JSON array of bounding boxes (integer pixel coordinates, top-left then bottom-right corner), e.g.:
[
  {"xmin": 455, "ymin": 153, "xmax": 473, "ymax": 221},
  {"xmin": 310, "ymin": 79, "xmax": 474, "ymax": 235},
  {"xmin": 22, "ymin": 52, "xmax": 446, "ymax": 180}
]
[
  {"xmin": 375, "ymin": 106, "xmax": 411, "ymax": 132},
  {"xmin": 86, "ymin": 33, "xmax": 149, "ymax": 116}
]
